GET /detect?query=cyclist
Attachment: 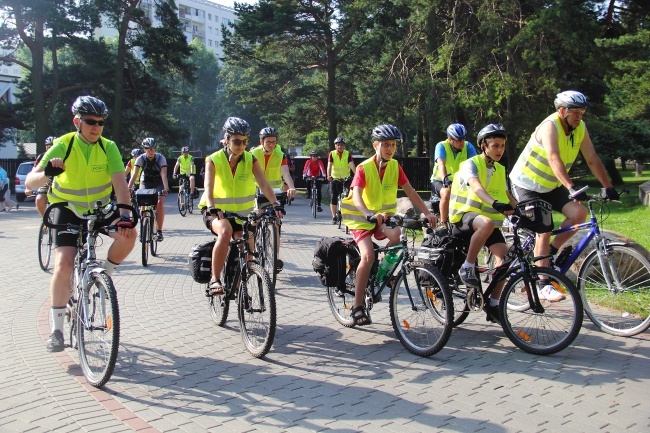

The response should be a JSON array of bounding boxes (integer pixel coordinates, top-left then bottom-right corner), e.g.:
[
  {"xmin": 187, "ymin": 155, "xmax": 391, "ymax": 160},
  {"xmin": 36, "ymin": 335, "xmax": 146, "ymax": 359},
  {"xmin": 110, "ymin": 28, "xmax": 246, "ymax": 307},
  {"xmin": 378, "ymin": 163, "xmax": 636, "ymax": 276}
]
[
  {"xmin": 173, "ymin": 146, "xmax": 198, "ymax": 198},
  {"xmin": 341, "ymin": 124, "xmax": 437, "ymax": 326},
  {"xmin": 33, "ymin": 136, "xmax": 55, "ymax": 216},
  {"xmin": 448, "ymin": 124, "xmax": 517, "ymax": 321},
  {"xmin": 25, "ymin": 95, "xmax": 136, "ymax": 352},
  {"xmin": 198, "ymin": 117, "xmax": 283, "ymax": 294},
  {"xmin": 128, "ymin": 137, "xmax": 170, "ymax": 241},
  {"xmin": 327, "ymin": 136, "xmax": 356, "ymax": 224},
  {"xmin": 430, "ymin": 123, "xmax": 477, "ymax": 224},
  {"xmin": 281, "ymin": 147, "xmax": 296, "ymax": 195},
  {"xmin": 509, "ymin": 90, "xmax": 617, "ymax": 302},
  {"xmin": 124, "ymin": 148, "xmax": 143, "ymax": 187},
  {"xmin": 250, "ymin": 127, "xmax": 296, "ymax": 272},
  {"xmin": 302, "ymin": 150, "xmax": 326, "ymax": 212}
]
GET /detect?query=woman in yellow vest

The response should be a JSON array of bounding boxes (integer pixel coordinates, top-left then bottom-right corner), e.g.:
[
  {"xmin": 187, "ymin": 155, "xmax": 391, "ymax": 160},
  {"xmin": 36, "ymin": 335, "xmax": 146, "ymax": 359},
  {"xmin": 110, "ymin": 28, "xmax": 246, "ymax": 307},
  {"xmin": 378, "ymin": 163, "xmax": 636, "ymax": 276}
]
[
  {"xmin": 509, "ymin": 91, "xmax": 616, "ymax": 302},
  {"xmin": 341, "ymin": 124, "xmax": 437, "ymax": 326},
  {"xmin": 326, "ymin": 136, "xmax": 356, "ymax": 224},
  {"xmin": 198, "ymin": 117, "xmax": 283, "ymax": 294},
  {"xmin": 448, "ymin": 124, "xmax": 517, "ymax": 322}
]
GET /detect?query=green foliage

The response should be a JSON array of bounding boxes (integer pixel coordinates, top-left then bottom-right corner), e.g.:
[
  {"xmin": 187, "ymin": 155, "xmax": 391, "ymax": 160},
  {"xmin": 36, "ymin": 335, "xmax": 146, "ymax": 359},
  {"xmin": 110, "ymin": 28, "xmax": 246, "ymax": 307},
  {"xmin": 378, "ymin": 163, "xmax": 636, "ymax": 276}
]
[{"xmin": 303, "ymin": 131, "xmax": 329, "ymax": 156}]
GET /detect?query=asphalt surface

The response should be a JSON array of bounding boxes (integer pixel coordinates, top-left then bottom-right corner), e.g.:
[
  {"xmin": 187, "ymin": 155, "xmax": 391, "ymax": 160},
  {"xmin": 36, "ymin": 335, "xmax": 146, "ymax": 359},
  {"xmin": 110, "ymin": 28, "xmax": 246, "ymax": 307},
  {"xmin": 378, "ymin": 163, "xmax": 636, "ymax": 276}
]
[{"xmin": 0, "ymin": 193, "xmax": 648, "ymax": 433}]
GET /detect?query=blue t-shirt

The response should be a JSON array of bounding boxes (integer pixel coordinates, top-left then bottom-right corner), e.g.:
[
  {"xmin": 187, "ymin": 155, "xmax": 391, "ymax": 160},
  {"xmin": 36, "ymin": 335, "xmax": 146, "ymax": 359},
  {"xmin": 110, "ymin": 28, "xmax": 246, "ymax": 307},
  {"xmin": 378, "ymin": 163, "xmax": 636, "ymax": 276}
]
[{"xmin": 434, "ymin": 141, "xmax": 478, "ymax": 162}]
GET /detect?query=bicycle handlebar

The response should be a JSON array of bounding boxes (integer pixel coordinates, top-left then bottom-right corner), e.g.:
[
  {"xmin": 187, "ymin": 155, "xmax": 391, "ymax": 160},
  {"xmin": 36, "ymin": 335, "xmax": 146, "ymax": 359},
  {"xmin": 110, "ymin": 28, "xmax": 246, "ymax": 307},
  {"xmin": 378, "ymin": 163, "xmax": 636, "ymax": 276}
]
[
  {"xmin": 43, "ymin": 202, "xmax": 139, "ymax": 231},
  {"xmin": 367, "ymin": 214, "xmax": 430, "ymax": 229}
]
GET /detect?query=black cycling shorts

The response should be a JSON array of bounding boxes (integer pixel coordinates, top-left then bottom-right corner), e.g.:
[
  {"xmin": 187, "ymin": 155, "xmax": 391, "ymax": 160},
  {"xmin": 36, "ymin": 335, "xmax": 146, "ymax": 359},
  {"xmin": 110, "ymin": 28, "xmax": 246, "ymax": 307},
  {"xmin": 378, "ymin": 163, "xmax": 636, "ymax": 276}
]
[
  {"xmin": 201, "ymin": 208, "xmax": 243, "ymax": 236},
  {"xmin": 511, "ymin": 185, "xmax": 572, "ymax": 213},
  {"xmin": 53, "ymin": 205, "xmax": 118, "ymax": 248},
  {"xmin": 451, "ymin": 212, "xmax": 506, "ymax": 248}
]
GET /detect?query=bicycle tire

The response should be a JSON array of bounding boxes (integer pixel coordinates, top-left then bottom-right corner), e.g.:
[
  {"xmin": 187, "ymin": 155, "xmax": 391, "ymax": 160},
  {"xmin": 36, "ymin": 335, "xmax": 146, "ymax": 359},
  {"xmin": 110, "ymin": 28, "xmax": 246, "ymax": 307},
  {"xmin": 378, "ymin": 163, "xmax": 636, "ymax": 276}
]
[
  {"xmin": 178, "ymin": 187, "xmax": 187, "ymax": 216},
  {"xmin": 150, "ymin": 215, "xmax": 158, "ymax": 257},
  {"xmin": 188, "ymin": 191, "xmax": 194, "ymax": 214},
  {"xmin": 577, "ymin": 244, "xmax": 650, "ymax": 336},
  {"xmin": 238, "ymin": 263, "xmax": 276, "ymax": 358},
  {"xmin": 141, "ymin": 216, "xmax": 150, "ymax": 266},
  {"xmin": 389, "ymin": 264, "xmax": 453, "ymax": 357},
  {"xmin": 256, "ymin": 220, "xmax": 278, "ymax": 289},
  {"xmin": 209, "ymin": 290, "xmax": 230, "ymax": 326},
  {"xmin": 326, "ymin": 247, "xmax": 359, "ymax": 327},
  {"xmin": 312, "ymin": 191, "xmax": 317, "ymax": 219},
  {"xmin": 450, "ymin": 283, "xmax": 470, "ymax": 327},
  {"xmin": 38, "ymin": 223, "xmax": 52, "ymax": 271},
  {"xmin": 500, "ymin": 267, "xmax": 582, "ymax": 355},
  {"xmin": 77, "ymin": 271, "xmax": 120, "ymax": 388}
]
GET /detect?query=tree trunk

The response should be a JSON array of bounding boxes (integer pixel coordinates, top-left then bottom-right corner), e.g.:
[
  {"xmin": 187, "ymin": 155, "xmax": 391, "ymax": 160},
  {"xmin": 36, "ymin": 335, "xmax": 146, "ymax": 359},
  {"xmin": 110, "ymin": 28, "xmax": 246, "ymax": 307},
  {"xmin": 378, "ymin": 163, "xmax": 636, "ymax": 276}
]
[
  {"xmin": 604, "ymin": 159, "xmax": 624, "ymax": 186},
  {"xmin": 620, "ymin": 158, "xmax": 626, "ymax": 171},
  {"xmin": 636, "ymin": 161, "xmax": 644, "ymax": 177},
  {"xmin": 326, "ymin": 46, "xmax": 337, "ymax": 151},
  {"xmin": 32, "ymin": 18, "xmax": 46, "ymax": 155},
  {"xmin": 112, "ymin": 3, "xmax": 137, "ymax": 146}
]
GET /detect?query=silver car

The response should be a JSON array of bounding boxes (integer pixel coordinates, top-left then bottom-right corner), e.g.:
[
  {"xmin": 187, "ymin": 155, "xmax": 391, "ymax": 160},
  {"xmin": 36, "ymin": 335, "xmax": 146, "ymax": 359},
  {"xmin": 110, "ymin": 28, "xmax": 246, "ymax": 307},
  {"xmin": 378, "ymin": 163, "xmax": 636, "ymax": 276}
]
[{"xmin": 14, "ymin": 161, "xmax": 35, "ymax": 202}]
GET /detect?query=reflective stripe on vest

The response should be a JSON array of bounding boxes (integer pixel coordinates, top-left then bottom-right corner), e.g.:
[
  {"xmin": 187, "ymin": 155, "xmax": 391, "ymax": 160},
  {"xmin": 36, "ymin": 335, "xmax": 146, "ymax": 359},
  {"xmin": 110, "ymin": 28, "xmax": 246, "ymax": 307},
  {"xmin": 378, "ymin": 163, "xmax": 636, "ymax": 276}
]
[
  {"xmin": 341, "ymin": 158, "xmax": 398, "ymax": 230},
  {"xmin": 47, "ymin": 132, "xmax": 113, "ymax": 212},
  {"xmin": 331, "ymin": 149, "xmax": 351, "ymax": 179},
  {"xmin": 251, "ymin": 145, "xmax": 283, "ymax": 188},
  {"xmin": 449, "ymin": 155, "xmax": 509, "ymax": 224},
  {"xmin": 430, "ymin": 140, "xmax": 467, "ymax": 181},
  {"xmin": 178, "ymin": 155, "xmax": 194, "ymax": 175},
  {"xmin": 510, "ymin": 113, "xmax": 584, "ymax": 191},
  {"xmin": 198, "ymin": 150, "xmax": 256, "ymax": 212}
]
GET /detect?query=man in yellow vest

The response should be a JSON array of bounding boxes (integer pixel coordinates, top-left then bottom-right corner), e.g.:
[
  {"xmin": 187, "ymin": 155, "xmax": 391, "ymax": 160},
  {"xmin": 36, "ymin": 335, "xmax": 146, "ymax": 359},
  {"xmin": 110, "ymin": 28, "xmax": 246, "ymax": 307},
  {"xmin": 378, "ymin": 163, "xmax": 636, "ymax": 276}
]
[
  {"xmin": 430, "ymin": 123, "xmax": 478, "ymax": 223},
  {"xmin": 250, "ymin": 127, "xmax": 296, "ymax": 273},
  {"xmin": 449, "ymin": 124, "xmax": 517, "ymax": 322},
  {"xmin": 510, "ymin": 91, "xmax": 617, "ymax": 302},
  {"xmin": 198, "ymin": 117, "xmax": 283, "ymax": 294},
  {"xmin": 33, "ymin": 136, "xmax": 55, "ymax": 216},
  {"xmin": 341, "ymin": 124, "xmax": 437, "ymax": 326},
  {"xmin": 124, "ymin": 148, "xmax": 142, "ymax": 187},
  {"xmin": 326, "ymin": 136, "xmax": 356, "ymax": 224},
  {"xmin": 173, "ymin": 146, "xmax": 198, "ymax": 198},
  {"xmin": 26, "ymin": 96, "xmax": 137, "ymax": 352}
]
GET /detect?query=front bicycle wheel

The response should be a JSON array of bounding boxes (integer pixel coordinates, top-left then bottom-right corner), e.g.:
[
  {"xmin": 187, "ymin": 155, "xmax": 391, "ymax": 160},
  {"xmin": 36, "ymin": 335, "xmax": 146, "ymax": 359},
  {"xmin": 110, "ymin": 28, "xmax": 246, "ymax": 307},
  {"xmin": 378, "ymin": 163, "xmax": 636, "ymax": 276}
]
[
  {"xmin": 38, "ymin": 223, "xmax": 53, "ymax": 271},
  {"xmin": 150, "ymin": 217, "xmax": 158, "ymax": 257},
  {"xmin": 311, "ymin": 193, "xmax": 317, "ymax": 219},
  {"xmin": 238, "ymin": 263, "xmax": 276, "ymax": 358},
  {"xmin": 256, "ymin": 221, "xmax": 278, "ymax": 289},
  {"xmin": 141, "ymin": 217, "xmax": 150, "ymax": 266},
  {"xmin": 178, "ymin": 187, "xmax": 187, "ymax": 216},
  {"xmin": 77, "ymin": 271, "xmax": 120, "ymax": 388},
  {"xmin": 327, "ymin": 248, "xmax": 359, "ymax": 327},
  {"xmin": 578, "ymin": 244, "xmax": 650, "ymax": 336},
  {"xmin": 389, "ymin": 264, "xmax": 453, "ymax": 357},
  {"xmin": 500, "ymin": 267, "xmax": 582, "ymax": 355},
  {"xmin": 187, "ymin": 191, "xmax": 194, "ymax": 214}
]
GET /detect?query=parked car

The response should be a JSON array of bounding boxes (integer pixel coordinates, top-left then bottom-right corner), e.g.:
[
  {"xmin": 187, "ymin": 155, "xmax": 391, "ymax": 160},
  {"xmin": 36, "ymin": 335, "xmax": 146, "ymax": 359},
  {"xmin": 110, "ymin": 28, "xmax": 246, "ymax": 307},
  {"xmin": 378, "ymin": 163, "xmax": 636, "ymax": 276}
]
[{"xmin": 14, "ymin": 161, "xmax": 35, "ymax": 202}]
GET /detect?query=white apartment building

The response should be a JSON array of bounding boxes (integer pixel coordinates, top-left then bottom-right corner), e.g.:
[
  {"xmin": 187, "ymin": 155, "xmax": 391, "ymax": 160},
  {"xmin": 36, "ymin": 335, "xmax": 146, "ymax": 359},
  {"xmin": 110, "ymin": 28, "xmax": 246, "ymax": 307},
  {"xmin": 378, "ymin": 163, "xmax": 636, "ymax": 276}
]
[
  {"xmin": 0, "ymin": 50, "xmax": 22, "ymax": 158},
  {"xmin": 97, "ymin": 0, "xmax": 237, "ymax": 60}
]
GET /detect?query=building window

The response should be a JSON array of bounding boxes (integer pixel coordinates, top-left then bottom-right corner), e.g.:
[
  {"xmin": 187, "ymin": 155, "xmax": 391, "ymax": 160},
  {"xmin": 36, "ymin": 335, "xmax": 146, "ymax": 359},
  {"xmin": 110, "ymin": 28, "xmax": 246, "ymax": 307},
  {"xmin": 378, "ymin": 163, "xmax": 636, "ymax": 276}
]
[
  {"xmin": 208, "ymin": 40, "xmax": 212, "ymax": 46},
  {"xmin": 223, "ymin": 18, "xmax": 231, "ymax": 26},
  {"xmin": 208, "ymin": 13, "xmax": 212, "ymax": 20}
]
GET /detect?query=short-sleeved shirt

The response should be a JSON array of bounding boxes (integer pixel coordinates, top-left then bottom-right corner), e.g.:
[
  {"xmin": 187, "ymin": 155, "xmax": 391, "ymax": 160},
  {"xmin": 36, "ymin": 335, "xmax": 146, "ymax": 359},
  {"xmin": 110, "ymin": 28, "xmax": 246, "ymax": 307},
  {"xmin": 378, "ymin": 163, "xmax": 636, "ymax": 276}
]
[
  {"xmin": 434, "ymin": 141, "xmax": 477, "ymax": 162},
  {"xmin": 38, "ymin": 135, "xmax": 124, "ymax": 175},
  {"xmin": 135, "ymin": 153, "xmax": 167, "ymax": 187},
  {"xmin": 350, "ymin": 162, "xmax": 409, "ymax": 191},
  {"xmin": 455, "ymin": 158, "xmax": 495, "ymax": 189}
]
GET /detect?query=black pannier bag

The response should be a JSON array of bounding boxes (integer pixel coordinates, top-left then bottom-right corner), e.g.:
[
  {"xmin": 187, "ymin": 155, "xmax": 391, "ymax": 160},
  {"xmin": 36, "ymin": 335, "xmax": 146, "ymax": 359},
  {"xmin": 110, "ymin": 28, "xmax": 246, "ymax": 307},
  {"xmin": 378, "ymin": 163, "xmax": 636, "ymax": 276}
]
[
  {"xmin": 516, "ymin": 199, "xmax": 553, "ymax": 233},
  {"xmin": 417, "ymin": 227, "xmax": 466, "ymax": 278},
  {"xmin": 313, "ymin": 237, "xmax": 354, "ymax": 289},
  {"xmin": 188, "ymin": 239, "xmax": 215, "ymax": 284}
]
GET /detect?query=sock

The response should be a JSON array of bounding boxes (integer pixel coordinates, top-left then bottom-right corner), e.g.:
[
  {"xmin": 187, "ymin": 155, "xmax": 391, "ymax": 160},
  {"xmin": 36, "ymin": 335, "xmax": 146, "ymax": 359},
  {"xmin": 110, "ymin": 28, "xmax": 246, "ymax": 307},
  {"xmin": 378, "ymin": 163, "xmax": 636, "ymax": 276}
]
[
  {"xmin": 51, "ymin": 307, "xmax": 66, "ymax": 333},
  {"xmin": 549, "ymin": 244, "xmax": 559, "ymax": 256},
  {"xmin": 103, "ymin": 259, "xmax": 119, "ymax": 277},
  {"xmin": 461, "ymin": 261, "xmax": 473, "ymax": 269},
  {"xmin": 489, "ymin": 298, "xmax": 499, "ymax": 306}
]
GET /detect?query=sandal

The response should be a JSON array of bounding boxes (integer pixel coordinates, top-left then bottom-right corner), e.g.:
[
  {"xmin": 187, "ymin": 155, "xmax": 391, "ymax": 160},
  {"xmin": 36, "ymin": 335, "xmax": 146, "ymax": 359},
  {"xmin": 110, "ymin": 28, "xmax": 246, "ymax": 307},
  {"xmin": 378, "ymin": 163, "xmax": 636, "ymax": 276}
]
[
  {"xmin": 351, "ymin": 305, "xmax": 372, "ymax": 326},
  {"xmin": 207, "ymin": 279, "xmax": 224, "ymax": 296}
]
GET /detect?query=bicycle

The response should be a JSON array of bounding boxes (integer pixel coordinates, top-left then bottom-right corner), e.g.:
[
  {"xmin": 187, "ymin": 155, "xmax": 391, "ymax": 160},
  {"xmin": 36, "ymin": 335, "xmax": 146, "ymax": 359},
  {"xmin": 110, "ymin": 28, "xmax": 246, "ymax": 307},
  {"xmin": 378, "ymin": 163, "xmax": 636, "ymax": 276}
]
[
  {"xmin": 36, "ymin": 183, "xmax": 54, "ymax": 271},
  {"xmin": 420, "ymin": 200, "xmax": 583, "ymax": 355},
  {"xmin": 326, "ymin": 216, "xmax": 454, "ymax": 357},
  {"xmin": 135, "ymin": 189, "xmax": 161, "ymax": 266},
  {"xmin": 207, "ymin": 210, "xmax": 276, "ymax": 357},
  {"xmin": 176, "ymin": 174, "xmax": 194, "ymax": 217},
  {"xmin": 43, "ymin": 201, "xmax": 138, "ymax": 388},
  {"xmin": 331, "ymin": 177, "xmax": 351, "ymax": 232},
  {"xmin": 253, "ymin": 198, "xmax": 286, "ymax": 289},
  {"xmin": 517, "ymin": 187, "xmax": 650, "ymax": 337},
  {"xmin": 306, "ymin": 176, "xmax": 325, "ymax": 219}
]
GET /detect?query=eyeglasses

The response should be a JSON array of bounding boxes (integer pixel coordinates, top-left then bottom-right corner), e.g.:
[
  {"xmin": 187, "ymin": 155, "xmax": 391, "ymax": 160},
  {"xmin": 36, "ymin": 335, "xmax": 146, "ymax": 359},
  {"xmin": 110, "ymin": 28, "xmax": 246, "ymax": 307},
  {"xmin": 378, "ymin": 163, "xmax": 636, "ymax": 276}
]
[
  {"xmin": 80, "ymin": 118, "xmax": 105, "ymax": 126},
  {"xmin": 567, "ymin": 108, "xmax": 587, "ymax": 115},
  {"xmin": 380, "ymin": 141, "xmax": 397, "ymax": 149},
  {"xmin": 230, "ymin": 138, "xmax": 248, "ymax": 146},
  {"xmin": 144, "ymin": 147, "xmax": 157, "ymax": 151}
]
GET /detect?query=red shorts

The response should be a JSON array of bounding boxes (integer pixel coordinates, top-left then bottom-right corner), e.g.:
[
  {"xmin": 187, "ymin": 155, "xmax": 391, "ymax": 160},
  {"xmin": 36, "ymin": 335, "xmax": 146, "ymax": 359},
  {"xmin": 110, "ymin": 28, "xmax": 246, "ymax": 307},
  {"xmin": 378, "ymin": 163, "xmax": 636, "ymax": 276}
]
[{"xmin": 350, "ymin": 225, "xmax": 387, "ymax": 244}]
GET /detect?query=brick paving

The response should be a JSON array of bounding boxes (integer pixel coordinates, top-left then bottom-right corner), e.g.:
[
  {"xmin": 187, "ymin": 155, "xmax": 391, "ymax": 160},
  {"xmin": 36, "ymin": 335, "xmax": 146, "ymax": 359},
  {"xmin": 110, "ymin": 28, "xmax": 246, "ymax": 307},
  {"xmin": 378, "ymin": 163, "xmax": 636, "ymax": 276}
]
[{"xmin": 0, "ymin": 193, "xmax": 649, "ymax": 433}]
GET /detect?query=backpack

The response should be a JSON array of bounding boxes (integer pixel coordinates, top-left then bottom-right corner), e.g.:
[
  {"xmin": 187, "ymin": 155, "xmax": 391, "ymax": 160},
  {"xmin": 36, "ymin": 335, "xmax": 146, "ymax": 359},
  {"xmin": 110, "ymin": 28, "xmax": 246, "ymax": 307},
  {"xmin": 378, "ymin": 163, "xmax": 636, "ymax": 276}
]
[
  {"xmin": 312, "ymin": 237, "xmax": 356, "ymax": 289},
  {"xmin": 188, "ymin": 239, "xmax": 215, "ymax": 284}
]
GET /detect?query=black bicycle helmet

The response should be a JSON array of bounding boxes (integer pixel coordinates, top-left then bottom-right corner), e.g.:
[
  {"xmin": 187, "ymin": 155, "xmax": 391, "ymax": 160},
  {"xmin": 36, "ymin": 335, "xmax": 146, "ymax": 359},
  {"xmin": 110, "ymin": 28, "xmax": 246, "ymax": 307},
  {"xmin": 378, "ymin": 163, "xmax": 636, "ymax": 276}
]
[
  {"xmin": 130, "ymin": 148, "xmax": 141, "ymax": 157},
  {"xmin": 371, "ymin": 124, "xmax": 402, "ymax": 141},
  {"xmin": 141, "ymin": 137, "xmax": 157, "ymax": 148},
  {"xmin": 71, "ymin": 96, "xmax": 108, "ymax": 119},
  {"xmin": 446, "ymin": 123, "xmax": 467, "ymax": 141},
  {"xmin": 45, "ymin": 136, "xmax": 55, "ymax": 146},
  {"xmin": 222, "ymin": 117, "xmax": 251, "ymax": 136},
  {"xmin": 554, "ymin": 90, "xmax": 591, "ymax": 110},
  {"xmin": 309, "ymin": 151, "xmax": 318, "ymax": 156},
  {"xmin": 334, "ymin": 136, "xmax": 346, "ymax": 144},
  {"xmin": 477, "ymin": 124, "xmax": 507, "ymax": 146},
  {"xmin": 181, "ymin": 146, "xmax": 190, "ymax": 152},
  {"xmin": 259, "ymin": 127, "xmax": 278, "ymax": 139}
]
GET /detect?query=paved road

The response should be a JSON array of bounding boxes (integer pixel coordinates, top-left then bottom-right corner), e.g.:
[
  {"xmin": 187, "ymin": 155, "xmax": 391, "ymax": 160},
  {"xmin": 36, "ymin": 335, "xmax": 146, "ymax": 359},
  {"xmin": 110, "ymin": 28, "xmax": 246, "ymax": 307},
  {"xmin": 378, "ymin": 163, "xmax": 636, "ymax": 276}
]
[{"xmin": 1, "ymin": 194, "xmax": 648, "ymax": 432}]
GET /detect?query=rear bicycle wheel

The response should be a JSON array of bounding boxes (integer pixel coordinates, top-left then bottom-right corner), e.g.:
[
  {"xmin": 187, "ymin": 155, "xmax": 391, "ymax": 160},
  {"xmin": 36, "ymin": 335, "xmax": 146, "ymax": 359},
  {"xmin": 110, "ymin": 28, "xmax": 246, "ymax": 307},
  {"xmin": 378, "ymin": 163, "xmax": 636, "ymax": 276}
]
[
  {"xmin": 77, "ymin": 271, "xmax": 120, "ymax": 388},
  {"xmin": 450, "ymin": 281, "xmax": 470, "ymax": 327},
  {"xmin": 578, "ymin": 244, "xmax": 650, "ymax": 336},
  {"xmin": 327, "ymin": 248, "xmax": 359, "ymax": 327},
  {"xmin": 390, "ymin": 264, "xmax": 453, "ymax": 357},
  {"xmin": 38, "ymin": 223, "xmax": 53, "ymax": 271},
  {"xmin": 238, "ymin": 263, "xmax": 276, "ymax": 358},
  {"xmin": 209, "ymin": 286, "xmax": 230, "ymax": 326},
  {"xmin": 178, "ymin": 186, "xmax": 187, "ymax": 216},
  {"xmin": 500, "ymin": 267, "xmax": 582, "ymax": 355},
  {"xmin": 141, "ymin": 216, "xmax": 150, "ymax": 266}
]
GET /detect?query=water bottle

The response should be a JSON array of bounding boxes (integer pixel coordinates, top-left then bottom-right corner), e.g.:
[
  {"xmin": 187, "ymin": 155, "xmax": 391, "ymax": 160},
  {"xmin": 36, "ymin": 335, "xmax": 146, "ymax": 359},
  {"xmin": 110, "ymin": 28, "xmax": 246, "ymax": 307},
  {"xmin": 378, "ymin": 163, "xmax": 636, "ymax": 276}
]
[{"xmin": 376, "ymin": 250, "xmax": 399, "ymax": 282}]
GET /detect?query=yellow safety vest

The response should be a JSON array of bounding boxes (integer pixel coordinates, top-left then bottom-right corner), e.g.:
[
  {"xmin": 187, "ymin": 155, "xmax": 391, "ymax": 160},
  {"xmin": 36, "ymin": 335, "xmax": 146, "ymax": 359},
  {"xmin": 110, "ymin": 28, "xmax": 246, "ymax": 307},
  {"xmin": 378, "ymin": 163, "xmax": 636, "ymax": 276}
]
[
  {"xmin": 430, "ymin": 140, "xmax": 468, "ymax": 182},
  {"xmin": 251, "ymin": 145, "xmax": 283, "ymax": 188},
  {"xmin": 330, "ymin": 149, "xmax": 352, "ymax": 179},
  {"xmin": 510, "ymin": 113, "xmax": 585, "ymax": 191},
  {"xmin": 198, "ymin": 150, "xmax": 256, "ymax": 213},
  {"xmin": 178, "ymin": 154, "xmax": 194, "ymax": 175},
  {"xmin": 449, "ymin": 155, "xmax": 509, "ymax": 224},
  {"xmin": 341, "ymin": 157, "xmax": 398, "ymax": 230}
]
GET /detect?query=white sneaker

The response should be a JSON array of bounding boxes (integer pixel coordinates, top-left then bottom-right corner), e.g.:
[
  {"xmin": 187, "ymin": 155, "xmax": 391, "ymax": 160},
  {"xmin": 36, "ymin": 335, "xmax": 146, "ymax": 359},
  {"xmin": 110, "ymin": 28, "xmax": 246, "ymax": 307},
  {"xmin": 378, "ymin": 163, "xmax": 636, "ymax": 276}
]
[{"xmin": 537, "ymin": 283, "xmax": 566, "ymax": 302}]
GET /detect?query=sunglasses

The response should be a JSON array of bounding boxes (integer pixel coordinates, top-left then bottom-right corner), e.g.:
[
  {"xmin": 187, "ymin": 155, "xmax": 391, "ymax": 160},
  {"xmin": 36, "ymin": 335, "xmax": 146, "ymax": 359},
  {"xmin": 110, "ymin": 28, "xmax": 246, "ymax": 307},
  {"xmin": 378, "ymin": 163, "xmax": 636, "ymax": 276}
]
[
  {"xmin": 567, "ymin": 108, "xmax": 587, "ymax": 115},
  {"xmin": 80, "ymin": 118, "xmax": 105, "ymax": 126},
  {"xmin": 230, "ymin": 138, "xmax": 249, "ymax": 146}
]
